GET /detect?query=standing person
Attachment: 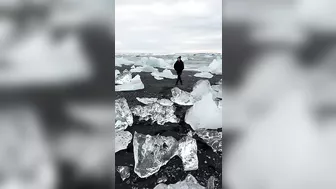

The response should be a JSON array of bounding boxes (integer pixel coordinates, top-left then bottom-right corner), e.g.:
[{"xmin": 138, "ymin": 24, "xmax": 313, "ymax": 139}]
[{"xmin": 174, "ymin": 56, "xmax": 184, "ymax": 85}]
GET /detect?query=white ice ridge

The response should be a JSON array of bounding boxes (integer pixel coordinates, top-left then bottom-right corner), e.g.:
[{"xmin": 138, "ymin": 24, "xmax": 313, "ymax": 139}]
[
  {"xmin": 151, "ymin": 69, "xmax": 177, "ymax": 79},
  {"xmin": 133, "ymin": 132, "xmax": 198, "ymax": 178},
  {"xmin": 115, "ymin": 74, "xmax": 145, "ymax": 92},
  {"xmin": 115, "ymin": 98, "xmax": 133, "ymax": 131},
  {"xmin": 131, "ymin": 103, "xmax": 179, "ymax": 125},
  {"xmin": 185, "ymin": 93, "xmax": 222, "ymax": 130},
  {"xmin": 115, "ymin": 131, "xmax": 132, "ymax": 152},
  {"xmin": 194, "ymin": 72, "xmax": 214, "ymax": 79},
  {"xmin": 154, "ymin": 174, "xmax": 205, "ymax": 189}
]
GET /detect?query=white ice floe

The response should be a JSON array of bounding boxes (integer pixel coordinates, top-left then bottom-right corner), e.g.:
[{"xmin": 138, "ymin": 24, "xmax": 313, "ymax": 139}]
[
  {"xmin": 151, "ymin": 69, "xmax": 177, "ymax": 79},
  {"xmin": 136, "ymin": 97, "xmax": 158, "ymax": 105},
  {"xmin": 185, "ymin": 93, "xmax": 222, "ymax": 130},
  {"xmin": 194, "ymin": 72, "xmax": 214, "ymax": 79},
  {"xmin": 208, "ymin": 57, "xmax": 222, "ymax": 75},
  {"xmin": 133, "ymin": 132, "xmax": 198, "ymax": 178},
  {"xmin": 115, "ymin": 98, "xmax": 133, "ymax": 131},
  {"xmin": 131, "ymin": 103, "xmax": 179, "ymax": 125},
  {"xmin": 171, "ymin": 87, "xmax": 195, "ymax": 106},
  {"xmin": 115, "ymin": 131, "xmax": 132, "ymax": 152},
  {"xmin": 154, "ymin": 174, "xmax": 205, "ymax": 189},
  {"xmin": 115, "ymin": 74, "xmax": 145, "ymax": 92}
]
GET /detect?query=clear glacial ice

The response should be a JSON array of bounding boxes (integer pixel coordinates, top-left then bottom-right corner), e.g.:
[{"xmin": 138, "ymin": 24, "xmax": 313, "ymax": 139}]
[
  {"xmin": 133, "ymin": 132, "xmax": 199, "ymax": 178},
  {"xmin": 151, "ymin": 69, "xmax": 177, "ymax": 79},
  {"xmin": 136, "ymin": 97, "xmax": 158, "ymax": 105},
  {"xmin": 115, "ymin": 98, "xmax": 133, "ymax": 131},
  {"xmin": 131, "ymin": 103, "xmax": 179, "ymax": 125},
  {"xmin": 195, "ymin": 129, "xmax": 222, "ymax": 152},
  {"xmin": 153, "ymin": 174, "xmax": 205, "ymax": 189},
  {"xmin": 115, "ymin": 130, "xmax": 132, "ymax": 152},
  {"xmin": 117, "ymin": 166, "xmax": 131, "ymax": 181},
  {"xmin": 170, "ymin": 87, "xmax": 195, "ymax": 106},
  {"xmin": 115, "ymin": 70, "xmax": 132, "ymax": 85}
]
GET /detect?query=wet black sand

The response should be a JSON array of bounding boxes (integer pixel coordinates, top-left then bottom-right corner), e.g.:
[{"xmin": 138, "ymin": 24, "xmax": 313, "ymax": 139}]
[{"xmin": 115, "ymin": 66, "xmax": 223, "ymax": 189}]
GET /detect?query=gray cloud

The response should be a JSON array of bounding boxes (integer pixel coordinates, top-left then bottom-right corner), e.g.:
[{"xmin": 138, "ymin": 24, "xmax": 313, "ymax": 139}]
[{"xmin": 115, "ymin": 0, "xmax": 222, "ymax": 53}]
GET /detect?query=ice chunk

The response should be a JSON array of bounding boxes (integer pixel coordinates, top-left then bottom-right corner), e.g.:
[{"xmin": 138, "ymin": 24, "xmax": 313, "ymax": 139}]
[
  {"xmin": 211, "ymin": 84, "xmax": 223, "ymax": 99},
  {"xmin": 131, "ymin": 65, "xmax": 158, "ymax": 73},
  {"xmin": 136, "ymin": 97, "xmax": 158, "ymax": 105},
  {"xmin": 115, "ymin": 131, "xmax": 132, "ymax": 152},
  {"xmin": 171, "ymin": 87, "xmax": 195, "ymax": 106},
  {"xmin": 131, "ymin": 103, "xmax": 179, "ymax": 125},
  {"xmin": 115, "ymin": 69, "xmax": 120, "ymax": 79},
  {"xmin": 117, "ymin": 166, "xmax": 131, "ymax": 181},
  {"xmin": 151, "ymin": 69, "xmax": 177, "ymax": 79},
  {"xmin": 185, "ymin": 93, "xmax": 222, "ymax": 130},
  {"xmin": 130, "ymin": 66, "xmax": 143, "ymax": 73},
  {"xmin": 208, "ymin": 57, "xmax": 222, "ymax": 75},
  {"xmin": 157, "ymin": 99, "xmax": 174, "ymax": 106},
  {"xmin": 115, "ymin": 70, "xmax": 132, "ymax": 85},
  {"xmin": 154, "ymin": 76, "xmax": 164, "ymax": 80},
  {"xmin": 115, "ymin": 98, "xmax": 133, "ymax": 131},
  {"xmin": 207, "ymin": 176, "xmax": 216, "ymax": 189},
  {"xmin": 131, "ymin": 65, "xmax": 135, "ymax": 69},
  {"xmin": 191, "ymin": 80, "xmax": 214, "ymax": 101},
  {"xmin": 195, "ymin": 129, "xmax": 222, "ymax": 152},
  {"xmin": 216, "ymin": 79, "xmax": 222, "ymax": 85},
  {"xmin": 116, "ymin": 57, "xmax": 135, "ymax": 67},
  {"xmin": 154, "ymin": 174, "xmax": 205, "ymax": 189},
  {"xmin": 133, "ymin": 132, "xmax": 179, "ymax": 178},
  {"xmin": 194, "ymin": 72, "xmax": 214, "ymax": 79},
  {"xmin": 178, "ymin": 136, "xmax": 198, "ymax": 171},
  {"xmin": 115, "ymin": 74, "xmax": 145, "ymax": 92},
  {"xmin": 139, "ymin": 57, "xmax": 171, "ymax": 68}
]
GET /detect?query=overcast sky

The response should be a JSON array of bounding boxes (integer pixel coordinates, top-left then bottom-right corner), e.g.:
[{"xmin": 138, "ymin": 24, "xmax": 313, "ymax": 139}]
[{"xmin": 115, "ymin": 0, "xmax": 222, "ymax": 54}]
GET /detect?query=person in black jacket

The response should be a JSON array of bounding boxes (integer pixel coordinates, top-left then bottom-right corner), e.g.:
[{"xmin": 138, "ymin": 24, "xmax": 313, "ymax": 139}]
[{"xmin": 174, "ymin": 56, "xmax": 184, "ymax": 85}]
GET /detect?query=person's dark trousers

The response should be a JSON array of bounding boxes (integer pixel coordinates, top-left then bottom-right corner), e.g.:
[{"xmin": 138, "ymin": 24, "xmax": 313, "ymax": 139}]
[{"xmin": 175, "ymin": 72, "xmax": 183, "ymax": 85}]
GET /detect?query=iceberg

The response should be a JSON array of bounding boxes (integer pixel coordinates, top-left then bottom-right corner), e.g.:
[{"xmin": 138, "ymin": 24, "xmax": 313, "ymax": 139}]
[
  {"xmin": 195, "ymin": 129, "xmax": 222, "ymax": 152},
  {"xmin": 194, "ymin": 72, "xmax": 214, "ymax": 79},
  {"xmin": 208, "ymin": 57, "xmax": 222, "ymax": 75},
  {"xmin": 170, "ymin": 87, "xmax": 195, "ymax": 106},
  {"xmin": 185, "ymin": 93, "xmax": 222, "ymax": 130},
  {"xmin": 178, "ymin": 136, "xmax": 199, "ymax": 171},
  {"xmin": 131, "ymin": 103, "xmax": 179, "ymax": 125},
  {"xmin": 115, "ymin": 131, "xmax": 132, "ymax": 152},
  {"xmin": 117, "ymin": 166, "xmax": 131, "ymax": 181},
  {"xmin": 115, "ymin": 70, "xmax": 132, "ymax": 85},
  {"xmin": 151, "ymin": 69, "xmax": 177, "ymax": 79},
  {"xmin": 133, "ymin": 132, "xmax": 179, "ymax": 178},
  {"xmin": 154, "ymin": 174, "xmax": 205, "ymax": 189},
  {"xmin": 115, "ymin": 74, "xmax": 145, "ymax": 92},
  {"xmin": 136, "ymin": 97, "xmax": 158, "ymax": 105},
  {"xmin": 115, "ymin": 98, "xmax": 133, "ymax": 131}
]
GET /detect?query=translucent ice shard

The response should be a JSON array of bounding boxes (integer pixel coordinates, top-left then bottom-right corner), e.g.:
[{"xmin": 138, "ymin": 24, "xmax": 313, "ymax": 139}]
[
  {"xmin": 115, "ymin": 131, "xmax": 132, "ymax": 152},
  {"xmin": 133, "ymin": 132, "xmax": 179, "ymax": 178},
  {"xmin": 136, "ymin": 97, "xmax": 158, "ymax": 105},
  {"xmin": 115, "ymin": 70, "xmax": 132, "ymax": 85},
  {"xmin": 170, "ymin": 87, "xmax": 195, "ymax": 106},
  {"xmin": 131, "ymin": 103, "xmax": 179, "ymax": 125},
  {"xmin": 117, "ymin": 166, "xmax": 131, "ymax": 181},
  {"xmin": 194, "ymin": 72, "xmax": 214, "ymax": 79},
  {"xmin": 157, "ymin": 99, "xmax": 174, "ymax": 106},
  {"xmin": 115, "ymin": 74, "xmax": 145, "ymax": 92},
  {"xmin": 195, "ymin": 129, "xmax": 222, "ymax": 152},
  {"xmin": 153, "ymin": 174, "xmax": 205, "ymax": 189},
  {"xmin": 185, "ymin": 93, "xmax": 222, "ymax": 130},
  {"xmin": 115, "ymin": 98, "xmax": 133, "ymax": 131},
  {"xmin": 178, "ymin": 136, "xmax": 198, "ymax": 171}
]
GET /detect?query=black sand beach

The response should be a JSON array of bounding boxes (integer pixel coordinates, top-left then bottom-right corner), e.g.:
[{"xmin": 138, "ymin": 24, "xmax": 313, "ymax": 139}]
[{"xmin": 115, "ymin": 65, "xmax": 223, "ymax": 189}]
